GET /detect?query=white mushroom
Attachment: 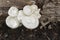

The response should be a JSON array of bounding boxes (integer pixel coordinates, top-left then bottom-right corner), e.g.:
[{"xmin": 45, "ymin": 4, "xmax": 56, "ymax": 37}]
[
  {"xmin": 22, "ymin": 16, "xmax": 39, "ymax": 29},
  {"xmin": 6, "ymin": 16, "xmax": 19, "ymax": 29},
  {"xmin": 31, "ymin": 9, "xmax": 41, "ymax": 19},
  {"xmin": 8, "ymin": 6, "xmax": 18, "ymax": 17},
  {"xmin": 17, "ymin": 10, "xmax": 24, "ymax": 22},
  {"xmin": 23, "ymin": 5, "xmax": 33, "ymax": 16},
  {"xmin": 31, "ymin": 5, "xmax": 38, "ymax": 12},
  {"xmin": 6, "ymin": 5, "xmax": 41, "ymax": 29},
  {"xmin": 34, "ymin": 9, "xmax": 41, "ymax": 19}
]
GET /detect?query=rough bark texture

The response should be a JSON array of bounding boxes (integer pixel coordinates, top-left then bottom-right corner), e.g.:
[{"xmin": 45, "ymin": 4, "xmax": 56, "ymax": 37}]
[{"xmin": 0, "ymin": 0, "xmax": 60, "ymax": 40}]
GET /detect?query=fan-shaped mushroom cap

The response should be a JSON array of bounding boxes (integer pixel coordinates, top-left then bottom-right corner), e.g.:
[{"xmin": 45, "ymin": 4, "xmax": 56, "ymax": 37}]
[
  {"xmin": 31, "ymin": 9, "xmax": 41, "ymax": 19},
  {"xmin": 23, "ymin": 5, "xmax": 33, "ymax": 16},
  {"xmin": 31, "ymin": 5, "xmax": 38, "ymax": 12},
  {"xmin": 22, "ymin": 16, "xmax": 39, "ymax": 29},
  {"xmin": 8, "ymin": 6, "xmax": 18, "ymax": 17},
  {"xmin": 6, "ymin": 16, "xmax": 19, "ymax": 29}
]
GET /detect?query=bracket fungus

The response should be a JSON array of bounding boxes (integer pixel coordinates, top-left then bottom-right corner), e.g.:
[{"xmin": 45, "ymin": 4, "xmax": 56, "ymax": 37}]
[{"xmin": 6, "ymin": 5, "xmax": 41, "ymax": 29}]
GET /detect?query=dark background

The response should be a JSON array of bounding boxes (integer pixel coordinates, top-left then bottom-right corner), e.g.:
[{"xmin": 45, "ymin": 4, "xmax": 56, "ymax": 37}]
[{"xmin": 0, "ymin": 0, "xmax": 60, "ymax": 40}]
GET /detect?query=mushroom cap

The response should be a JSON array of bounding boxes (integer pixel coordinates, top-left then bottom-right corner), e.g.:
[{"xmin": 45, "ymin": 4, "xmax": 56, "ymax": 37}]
[
  {"xmin": 8, "ymin": 6, "xmax": 18, "ymax": 17},
  {"xmin": 34, "ymin": 9, "xmax": 41, "ymax": 19},
  {"xmin": 6, "ymin": 16, "xmax": 19, "ymax": 29},
  {"xmin": 17, "ymin": 10, "xmax": 24, "ymax": 22},
  {"xmin": 31, "ymin": 5, "xmax": 38, "ymax": 12},
  {"xmin": 23, "ymin": 5, "xmax": 33, "ymax": 16},
  {"xmin": 31, "ymin": 9, "xmax": 41, "ymax": 19},
  {"xmin": 22, "ymin": 16, "xmax": 39, "ymax": 29}
]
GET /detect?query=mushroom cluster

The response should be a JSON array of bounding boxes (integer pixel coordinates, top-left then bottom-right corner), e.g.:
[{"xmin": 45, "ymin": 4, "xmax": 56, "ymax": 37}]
[{"xmin": 6, "ymin": 5, "xmax": 41, "ymax": 29}]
